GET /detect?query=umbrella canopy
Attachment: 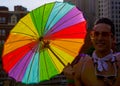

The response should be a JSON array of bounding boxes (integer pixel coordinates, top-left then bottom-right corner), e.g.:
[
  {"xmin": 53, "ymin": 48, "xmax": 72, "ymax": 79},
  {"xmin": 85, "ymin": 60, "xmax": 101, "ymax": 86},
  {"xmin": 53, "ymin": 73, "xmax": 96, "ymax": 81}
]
[{"xmin": 2, "ymin": 1, "xmax": 87, "ymax": 84}]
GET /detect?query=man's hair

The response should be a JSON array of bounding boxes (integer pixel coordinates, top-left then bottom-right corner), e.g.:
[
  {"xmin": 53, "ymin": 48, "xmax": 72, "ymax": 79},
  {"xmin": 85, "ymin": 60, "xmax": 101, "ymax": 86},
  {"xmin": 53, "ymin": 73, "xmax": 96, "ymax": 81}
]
[{"xmin": 94, "ymin": 17, "xmax": 115, "ymax": 36}]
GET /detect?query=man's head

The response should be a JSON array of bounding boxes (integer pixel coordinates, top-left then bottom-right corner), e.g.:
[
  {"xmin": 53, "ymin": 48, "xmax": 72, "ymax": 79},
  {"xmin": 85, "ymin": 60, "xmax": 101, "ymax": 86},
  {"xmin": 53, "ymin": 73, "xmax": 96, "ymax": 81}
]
[
  {"xmin": 94, "ymin": 18, "xmax": 115, "ymax": 36},
  {"xmin": 90, "ymin": 18, "xmax": 115, "ymax": 54}
]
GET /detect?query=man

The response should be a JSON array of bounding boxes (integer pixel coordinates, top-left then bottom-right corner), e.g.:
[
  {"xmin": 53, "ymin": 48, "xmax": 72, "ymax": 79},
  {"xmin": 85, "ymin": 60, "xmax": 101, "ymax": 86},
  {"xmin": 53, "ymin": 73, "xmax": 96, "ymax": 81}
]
[{"xmin": 63, "ymin": 18, "xmax": 120, "ymax": 86}]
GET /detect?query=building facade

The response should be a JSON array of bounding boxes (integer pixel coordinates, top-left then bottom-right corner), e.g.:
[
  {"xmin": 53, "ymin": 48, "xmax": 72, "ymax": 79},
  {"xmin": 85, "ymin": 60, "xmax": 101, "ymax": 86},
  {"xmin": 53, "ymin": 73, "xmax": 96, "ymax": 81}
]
[
  {"xmin": 64, "ymin": 0, "xmax": 76, "ymax": 4},
  {"xmin": 76, "ymin": 0, "xmax": 97, "ymax": 29},
  {"xmin": 64, "ymin": 0, "xmax": 96, "ymax": 29},
  {"xmin": 0, "ymin": 6, "xmax": 28, "ymax": 45},
  {"xmin": 0, "ymin": 6, "xmax": 28, "ymax": 86}
]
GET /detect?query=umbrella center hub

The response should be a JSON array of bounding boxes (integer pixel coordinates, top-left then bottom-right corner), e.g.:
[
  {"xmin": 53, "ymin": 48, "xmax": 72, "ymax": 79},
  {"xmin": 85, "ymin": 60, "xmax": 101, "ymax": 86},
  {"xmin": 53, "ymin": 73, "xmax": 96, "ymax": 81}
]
[
  {"xmin": 39, "ymin": 37, "xmax": 43, "ymax": 41},
  {"xmin": 39, "ymin": 37, "xmax": 50, "ymax": 49}
]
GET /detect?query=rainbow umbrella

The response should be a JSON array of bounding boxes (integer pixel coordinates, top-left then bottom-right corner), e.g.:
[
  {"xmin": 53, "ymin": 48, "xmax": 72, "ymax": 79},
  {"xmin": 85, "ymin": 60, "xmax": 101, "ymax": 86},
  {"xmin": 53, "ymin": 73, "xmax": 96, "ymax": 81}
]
[{"xmin": 2, "ymin": 1, "xmax": 86, "ymax": 84}]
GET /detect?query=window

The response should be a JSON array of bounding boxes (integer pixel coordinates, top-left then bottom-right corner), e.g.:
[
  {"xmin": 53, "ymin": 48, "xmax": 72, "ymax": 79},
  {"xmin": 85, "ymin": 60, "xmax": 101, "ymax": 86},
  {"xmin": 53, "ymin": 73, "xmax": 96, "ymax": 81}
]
[
  {"xmin": 0, "ymin": 17, "xmax": 6, "ymax": 23},
  {"xmin": 112, "ymin": 6, "xmax": 114, "ymax": 9},
  {"xmin": 1, "ymin": 40, "xmax": 4, "ymax": 44},
  {"xmin": 1, "ymin": 29, "xmax": 5, "ymax": 36},
  {"xmin": 11, "ymin": 15, "xmax": 17, "ymax": 24},
  {"xmin": 0, "ymin": 40, "xmax": 5, "ymax": 44},
  {"xmin": 115, "ymin": 2, "xmax": 118, "ymax": 4},
  {"xmin": 111, "ymin": 1, "xmax": 114, "ymax": 4},
  {"xmin": 0, "ymin": 30, "xmax": 1, "ymax": 36},
  {"xmin": 112, "ymin": 15, "xmax": 114, "ymax": 18},
  {"xmin": 116, "ymin": 29, "xmax": 118, "ymax": 32}
]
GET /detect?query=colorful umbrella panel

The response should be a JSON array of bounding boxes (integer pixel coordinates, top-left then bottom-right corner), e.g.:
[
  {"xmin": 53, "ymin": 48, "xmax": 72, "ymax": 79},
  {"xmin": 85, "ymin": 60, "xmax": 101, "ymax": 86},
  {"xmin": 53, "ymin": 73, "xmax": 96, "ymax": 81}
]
[{"xmin": 2, "ymin": 1, "xmax": 86, "ymax": 84}]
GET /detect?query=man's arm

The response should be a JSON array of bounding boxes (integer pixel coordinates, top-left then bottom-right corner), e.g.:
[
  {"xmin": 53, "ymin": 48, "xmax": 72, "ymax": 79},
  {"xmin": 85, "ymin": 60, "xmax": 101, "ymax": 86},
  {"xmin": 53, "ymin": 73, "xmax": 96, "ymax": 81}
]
[
  {"xmin": 73, "ymin": 61, "xmax": 84, "ymax": 86},
  {"xmin": 74, "ymin": 77, "xmax": 82, "ymax": 86},
  {"xmin": 63, "ymin": 54, "xmax": 85, "ymax": 79},
  {"xmin": 63, "ymin": 63, "xmax": 74, "ymax": 80}
]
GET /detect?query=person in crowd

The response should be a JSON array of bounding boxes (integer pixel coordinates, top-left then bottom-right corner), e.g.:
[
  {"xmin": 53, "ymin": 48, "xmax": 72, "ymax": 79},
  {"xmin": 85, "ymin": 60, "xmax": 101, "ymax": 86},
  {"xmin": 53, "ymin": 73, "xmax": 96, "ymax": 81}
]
[{"xmin": 63, "ymin": 17, "xmax": 120, "ymax": 86}]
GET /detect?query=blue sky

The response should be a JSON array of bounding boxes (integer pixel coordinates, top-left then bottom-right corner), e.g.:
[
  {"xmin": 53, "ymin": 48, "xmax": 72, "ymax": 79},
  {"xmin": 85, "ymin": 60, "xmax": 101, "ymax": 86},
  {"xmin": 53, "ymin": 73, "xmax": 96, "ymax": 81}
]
[{"xmin": 0, "ymin": 0, "xmax": 63, "ymax": 11}]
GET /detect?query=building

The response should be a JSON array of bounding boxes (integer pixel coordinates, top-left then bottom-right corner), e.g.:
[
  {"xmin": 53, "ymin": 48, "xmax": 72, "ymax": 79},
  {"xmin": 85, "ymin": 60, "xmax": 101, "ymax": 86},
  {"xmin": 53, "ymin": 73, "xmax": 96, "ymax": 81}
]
[
  {"xmin": 0, "ymin": 6, "xmax": 28, "ymax": 45},
  {"xmin": 76, "ymin": 0, "xmax": 96, "ymax": 29},
  {"xmin": 0, "ymin": 6, "xmax": 28, "ymax": 86},
  {"xmin": 64, "ymin": 0, "xmax": 96, "ymax": 29},
  {"xmin": 64, "ymin": 0, "xmax": 76, "ymax": 4},
  {"xmin": 96, "ymin": 0, "xmax": 120, "ymax": 43},
  {"xmin": 14, "ymin": 5, "xmax": 27, "ymax": 11}
]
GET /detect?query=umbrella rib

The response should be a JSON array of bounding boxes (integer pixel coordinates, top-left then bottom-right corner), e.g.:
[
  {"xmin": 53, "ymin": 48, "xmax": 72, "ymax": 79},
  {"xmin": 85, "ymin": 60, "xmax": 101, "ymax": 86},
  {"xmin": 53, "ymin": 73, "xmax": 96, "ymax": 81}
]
[
  {"xmin": 38, "ymin": 45, "xmax": 40, "ymax": 82},
  {"xmin": 47, "ymin": 12, "xmax": 83, "ymax": 34},
  {"xmin": 31, "ymin": 10, "xmax": 40, "ymax": 36},
  {"xmin": 48, "ymin": 48, "xmax": 59, "ymax": 70},
  {"xmin": 20, "ymin": 20, "xmax": 38, "ymax": 36},
  {"xmin": 11, "ymin": 31, "xmax": 37, "ymax": 38},
  {"xmin": 13, "ymin": 44, "xmax": 38, "ymax": 80},
  {"xmin": 48, "ymin": 46, "xmax": 66, "ymax": 67},
  {"xmin": 27, "ymin": 44, "xmax": 40, "ymax": 83},
  {"xmin": 48, "ymin": 47, "xmax": 68, "ymax": 70},
  {"xmin": 54, "ymin": 49, "xmax": 69, "ymax": 66},
  {"xmin": 4, "ymin": 45, "xmax": 31, "ymax": 68},
  {"xmin": 5, "ymin": 38, "xmax": 37, "ymax": 44},
  {"xmin": 53, "ymin": 14, "xmax": 83, "ymax": 33},
  {"xmin": 43, "ymin": 49, "xmax": 50, "ymax": 79},
  {"xmin": 52, "ymin": 32, "xmax": 86, "ymax": 37},
  {"xmin": 47, "ymin": 48, "xmax": 60, "ymax": 72},
  {"xmin": 4, "ymin": 41, "xmax": 38, "ymax": 71},
  {"xmin": 38, "ymin": 3, "xmax": 55, "ymax": 36},
  {"xmin": 52, "ymin": 39, "xmax": 84, "ymax": 43},
  {"xmin": 45, "ymin": 3, "xmax": 67, "ymax": 33},
  {"xmin": 43, "ymin": 3, "xmax": 55, "ymax": 36},
  {"xmin": 41, "ymin": 4, "xmax": 46, "ymax": 36},
  {"xmin": 4, "ymin": 43, "xmax": 38, "ymax": 82},
  {"xmin": 20, "ymin": 47, "xmax": 36, "ymax": 80},
  {"xmin": 51, "ymin": 42, "xmax": 77, "ymax": 55}
]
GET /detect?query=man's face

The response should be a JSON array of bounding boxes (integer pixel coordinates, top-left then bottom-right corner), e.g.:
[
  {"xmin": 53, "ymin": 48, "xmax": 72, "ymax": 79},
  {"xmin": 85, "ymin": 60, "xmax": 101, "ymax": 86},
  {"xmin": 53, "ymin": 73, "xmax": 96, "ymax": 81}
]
[{"xmin": 90, "ymin": 23, "xmax": 114, "ymax": 53}]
